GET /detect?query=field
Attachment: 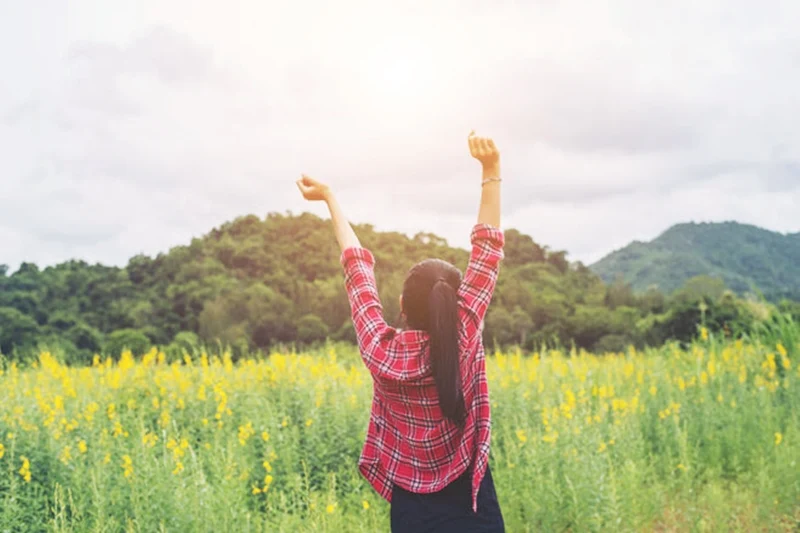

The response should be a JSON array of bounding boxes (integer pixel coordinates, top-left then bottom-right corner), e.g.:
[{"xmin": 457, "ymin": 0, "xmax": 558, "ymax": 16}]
[{"xmin": 1, "ymin": 332, "xmax": 798, "ymax": 532}]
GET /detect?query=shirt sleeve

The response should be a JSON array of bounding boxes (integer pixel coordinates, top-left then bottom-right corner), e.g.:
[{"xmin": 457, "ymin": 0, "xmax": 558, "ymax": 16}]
[
  {"xmin": 458, "ymin": 224, "xmax": 505, "ymax": 341},
  {"xmin": 340, "ymin": 247, "xmax": 400, "ymax": 378}
]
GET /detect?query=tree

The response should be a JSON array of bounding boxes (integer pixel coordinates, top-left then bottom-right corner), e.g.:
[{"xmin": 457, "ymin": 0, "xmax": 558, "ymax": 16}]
[
  {"xmin": 511, "ymin": 307, "xmax": 534, "ymax": 346},
  {"xmin": 104, "ymin": 329, "xmax": 151, "ymax": 358},
  {"xmin": 296, "ymin": 314, "xmax": 330, "ymax": 344},
  {"xmin": 0, "ymin": 307, "xmax": 40, "ymax": 355}
]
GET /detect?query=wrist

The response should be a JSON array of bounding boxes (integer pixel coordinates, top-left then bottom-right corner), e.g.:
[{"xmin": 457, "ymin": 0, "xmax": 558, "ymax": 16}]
[{"xmin": 482, "ymin": 164, "xmax": 501, "ymax": 180}]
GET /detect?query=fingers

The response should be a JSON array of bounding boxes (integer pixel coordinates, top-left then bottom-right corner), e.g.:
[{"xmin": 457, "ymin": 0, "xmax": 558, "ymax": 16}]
[{"xmin": 469, "ymin": 130, "xmax": 498, "ymax": 158}]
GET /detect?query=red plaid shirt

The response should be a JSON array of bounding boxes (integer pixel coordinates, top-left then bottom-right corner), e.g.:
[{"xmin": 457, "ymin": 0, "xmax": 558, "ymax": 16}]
[{"xmin": 340, "ymin": 223, "xmax": 505, "ymax": 513}]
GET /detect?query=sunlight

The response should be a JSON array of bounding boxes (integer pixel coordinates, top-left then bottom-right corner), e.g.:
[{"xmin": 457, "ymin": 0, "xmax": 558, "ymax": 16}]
[{"xmin": 361, "ymin": 39, "xmax": 440, "ymax": 122}]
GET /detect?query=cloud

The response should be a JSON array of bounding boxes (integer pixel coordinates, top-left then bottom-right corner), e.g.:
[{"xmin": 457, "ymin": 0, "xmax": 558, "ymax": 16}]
[{"xmin": 1, "ymin": 0, "xmax": 800, "ymax": 272}]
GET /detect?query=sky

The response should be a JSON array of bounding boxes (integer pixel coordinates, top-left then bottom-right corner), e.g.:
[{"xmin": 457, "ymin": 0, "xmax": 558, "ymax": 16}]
[{"xmin": 2, "ymin": 0, "xmax": 799, "ymax": 271}]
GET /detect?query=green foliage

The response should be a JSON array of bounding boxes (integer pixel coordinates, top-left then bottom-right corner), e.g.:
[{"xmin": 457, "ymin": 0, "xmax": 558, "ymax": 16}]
[
  {"xmin": 591, "ymin": 221, "xmax": 800, "ymax": 300},
  {"xmin": 297, "ymin": 314, "xmax": 330, "ymax": 344},
  {"xmin": 104, "ymin": 329, "xmax": 151, "ymax": 358},
  {"xmin": 0, "ymin": 214, "xmax": 795, "ymax": 360},
  {"xmin": 0, "ymin": 307, "xmax": 40, "ymax": 355}
]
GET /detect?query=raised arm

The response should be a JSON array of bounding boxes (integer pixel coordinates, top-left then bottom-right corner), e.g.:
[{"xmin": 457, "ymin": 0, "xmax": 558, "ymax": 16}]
[
  {"xmin": 470, "ymin": 131, "xmax": 501, "ymax": 230},
  {"xmin": 459, "ymin": 132, "xmax": 505, "ymax": 337},
  {"xmin": 296, "ymin": 175, "xmax": 399, "ymax": 376},
  {"xmin": 296, "ymin": 174, "xmax": 360, "ymax": 252}
]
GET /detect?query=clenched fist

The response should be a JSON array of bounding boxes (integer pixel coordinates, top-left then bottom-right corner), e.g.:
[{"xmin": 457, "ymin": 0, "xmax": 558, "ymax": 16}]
[
  {"xmin": 468, "ymin": 131, "xmax": 500, "ymax": 171},
  {"xmin": 296, "ymin": 174, "xmax": 331, "ymax": 202}
]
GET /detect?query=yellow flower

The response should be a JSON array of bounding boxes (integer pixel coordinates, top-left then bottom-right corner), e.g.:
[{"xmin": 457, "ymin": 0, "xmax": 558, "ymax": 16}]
[
  {"xmin": 19, "ymin": 456, "xmax": 31, "ymax": 483},
  {"xmin": 677, "ymin": 463, "xmax": 688, "ymax": 472},
  {"xmin": 326, "ymin": 503, "xmax": 336, "ymax": 514},
  {"xmin": 305, "ymin": 418, "xmax": 313, "ymax": 427},
  {"xmin": 281, "ymin": 417, "xmax": 289, "ymax": 428},
  {"xmin": 777, "ymin": 343, "xmax": 787, "ymax": 358},
  {"xmin": 515, "ymin": 429, "xmax": 527, "ymax": 443},
  {"xmin": 597, "ymin": 441, "xmax": 607, "ymax": 453},
  {"xmin": 261, "ymin": 431, "xmax": 270, "ymax": 442},
  {"xmin": 59, "ymin": 446, "xmax": 72, "ymax": 465},
  {"xmin": 775, "ymin": 432, "xmax": 783, "ymax": 446},
  {"xmin": 362, "ymin": 500, "xmax": 370, "ymax": 510},
  {"xmin": 0, "ymin": 443, "xmax": 5, "ymax": 460},
  {"xmin": 252, "ymin": 485, "xmax": 262, "ymax": 495},
  {"xmin": 103, "ymin": 453, "xmax": 111, "ymax": 465},
  {"xmin": 700, "ymin": 327, "xmax": 709, "ymax": 341},
  {"xmin": 142, "ymin": 432, "xmax": 158, "ymax": 448},
  {"xmin": 121, "ymin": 455, "xmax": 133, "ymax": 478},
  {"xmin": 542, "ymin": 431, "xmax": 559, "ymax": 444},
  {"xmin": 172, "ymin": 461, "xmax": 184, "ymax": 475},
  {"xmin": 77, "ymin": 440, "xmax": 88, "ymax": 454}
]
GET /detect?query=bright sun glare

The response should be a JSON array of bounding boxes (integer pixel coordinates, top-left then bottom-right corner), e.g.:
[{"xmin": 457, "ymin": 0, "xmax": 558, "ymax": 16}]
[{"xmin": 363, "ymin": 41, "xmax": 439, "ymax": 121}]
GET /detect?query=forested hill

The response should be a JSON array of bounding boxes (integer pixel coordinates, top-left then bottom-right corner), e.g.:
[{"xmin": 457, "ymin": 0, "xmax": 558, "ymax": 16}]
[
  {"xmin": 590, "ymin": 222, "xmax": 800, "ymax": 301},
  {"xmin": 1, "ymin": 213, "xmax": 798, "ymax": 362}
]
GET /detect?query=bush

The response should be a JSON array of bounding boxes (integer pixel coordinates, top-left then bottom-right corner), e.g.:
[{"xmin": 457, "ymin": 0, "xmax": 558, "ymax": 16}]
[
  {"xmin": 165, "ymin": 331, "xmax": 202, "ymax": 362},
  {"xmin": 104, "ymin": 329, "xmax": 151, "ymax": 358},
  {"xmin": 592, "ymin": 334, "xmax": 633, "ymax": 355},
  {"xmin": 296, "ymin": 314, "xmax": 330, "ymax": 344}
]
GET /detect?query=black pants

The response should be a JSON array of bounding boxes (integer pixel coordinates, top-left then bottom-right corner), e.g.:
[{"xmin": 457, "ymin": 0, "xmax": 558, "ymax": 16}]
[{"xmin": 390, "ymin": 464, "xmax": 505, "ymax": 533}]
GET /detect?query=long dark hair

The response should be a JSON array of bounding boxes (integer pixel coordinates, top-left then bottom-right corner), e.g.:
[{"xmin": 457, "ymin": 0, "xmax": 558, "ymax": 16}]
[{"xmin": 402, "ymin": 259, "xmax": 466, "ymax": 427}]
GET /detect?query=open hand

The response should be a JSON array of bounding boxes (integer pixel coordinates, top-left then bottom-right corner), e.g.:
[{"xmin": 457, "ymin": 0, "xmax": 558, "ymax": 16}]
[
  {"xmin": 468, "ymin": 131, "xmax": 500, "ymax": 170},
  {"xmin": 296, "ymin": 174, "xmax": 331, "ymax": 202}
]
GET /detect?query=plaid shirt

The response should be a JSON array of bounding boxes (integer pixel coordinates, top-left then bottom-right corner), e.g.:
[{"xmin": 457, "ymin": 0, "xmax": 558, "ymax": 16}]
[{"xmin": 340, "ymin": 223, "xmax": 505, "ymax": 513}]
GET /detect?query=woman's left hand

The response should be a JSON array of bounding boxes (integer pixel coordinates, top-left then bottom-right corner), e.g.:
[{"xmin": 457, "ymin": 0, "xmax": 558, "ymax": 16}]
[{"xmin": 296, "ymin": 174, "xmax": 331, "ymax": 202}]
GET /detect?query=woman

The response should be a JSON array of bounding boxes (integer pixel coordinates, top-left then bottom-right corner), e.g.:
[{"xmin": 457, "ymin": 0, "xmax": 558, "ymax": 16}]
[{"xmin": 296, "ymin": 131, "xmax": 505, "ymax": 532}]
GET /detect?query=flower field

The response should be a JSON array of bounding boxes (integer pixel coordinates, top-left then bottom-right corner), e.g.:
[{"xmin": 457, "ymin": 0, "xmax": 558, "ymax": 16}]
[{"xmin": 1, "ymin": 334, "xmax": 798, "ymax": 532}]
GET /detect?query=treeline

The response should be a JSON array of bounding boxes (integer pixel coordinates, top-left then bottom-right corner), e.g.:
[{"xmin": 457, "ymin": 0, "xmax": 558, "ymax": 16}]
[{"xmin": 1, "ymin": 212, "xmax": 799, "ymax": 363}]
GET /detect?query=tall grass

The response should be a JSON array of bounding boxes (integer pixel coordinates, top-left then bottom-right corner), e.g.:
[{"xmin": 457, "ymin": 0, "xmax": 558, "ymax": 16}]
[{"xmin": 0, "ymin": 328, "xmax": 798, "ymax": 532}]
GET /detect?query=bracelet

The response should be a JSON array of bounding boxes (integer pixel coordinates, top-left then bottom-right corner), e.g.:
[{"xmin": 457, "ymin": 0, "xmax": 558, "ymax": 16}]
[{"xmin": 482, "ymin": 177, "xmax": 502, "ymax": 186}]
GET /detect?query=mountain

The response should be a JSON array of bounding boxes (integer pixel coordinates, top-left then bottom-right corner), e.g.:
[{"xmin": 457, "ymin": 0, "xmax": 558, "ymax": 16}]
[{"xmin": 590, "ymin": 221, "xmax": 800, "ymax": 300}]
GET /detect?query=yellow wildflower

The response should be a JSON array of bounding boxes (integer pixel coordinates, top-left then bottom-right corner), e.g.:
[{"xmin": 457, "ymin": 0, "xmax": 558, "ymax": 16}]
[
  {"xmin": 59, "ymin": 446, "xmax": 72, "ymax": 465},
  {"xmin": 362, "ymin": 500, "xmax": 370, "ymax": 510},
  {"xmin": 775, "ymin": 432, "xmax": 783, "ymax": 446},
  {"xmin": 326, "ymin": 503, "xmax": 336, "ymax": 514},
  {"xmin": 19, "ymin": 456, "xmax": 31, "ymax": 482},
  {"xmin": 121, "ymin": 455, "xmax": 133, "ymax": 478}
]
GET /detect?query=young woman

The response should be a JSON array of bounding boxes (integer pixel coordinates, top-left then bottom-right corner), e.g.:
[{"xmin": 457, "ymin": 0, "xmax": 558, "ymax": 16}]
[{"xmin": 296, "ymin": 131, "xmax": 505, "ymax": 532}]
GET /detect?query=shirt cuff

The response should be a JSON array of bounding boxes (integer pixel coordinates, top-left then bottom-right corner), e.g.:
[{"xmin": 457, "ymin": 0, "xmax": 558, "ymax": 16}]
[
  {"xmin": 470, "ymin": 224, "xmax": 505, "ymax": 248},
  {"xmin": 340, "ymin": 247, "xmax": 375, "ymax": 269}
]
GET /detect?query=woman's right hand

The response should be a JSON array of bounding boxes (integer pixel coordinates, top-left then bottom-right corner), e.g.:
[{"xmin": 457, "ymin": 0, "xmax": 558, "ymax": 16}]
[
  {"xmin": 468, "ymin": 131, "xmax": 500, "ymax": 172},
  {"xmin": 296, "ymin": 174, "xmax": 331, "ymax": 202}
]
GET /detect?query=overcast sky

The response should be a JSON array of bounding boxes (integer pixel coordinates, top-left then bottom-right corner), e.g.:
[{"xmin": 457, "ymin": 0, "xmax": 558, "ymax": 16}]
[{"xmin": 2, "ymin": 0, "xmax": 799, "ymax": 271}]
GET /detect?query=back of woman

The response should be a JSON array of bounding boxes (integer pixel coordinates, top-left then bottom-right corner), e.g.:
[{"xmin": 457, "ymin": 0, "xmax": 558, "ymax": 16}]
[{"xmin": 297, "ymin": 131, "xmax": 506, "ymax": 532}]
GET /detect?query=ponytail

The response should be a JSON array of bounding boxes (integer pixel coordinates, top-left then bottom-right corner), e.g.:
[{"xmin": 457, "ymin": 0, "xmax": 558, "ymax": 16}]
[{"xmin": 428, "ymin": 279, "xmax": 466, "ymax": 427}]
